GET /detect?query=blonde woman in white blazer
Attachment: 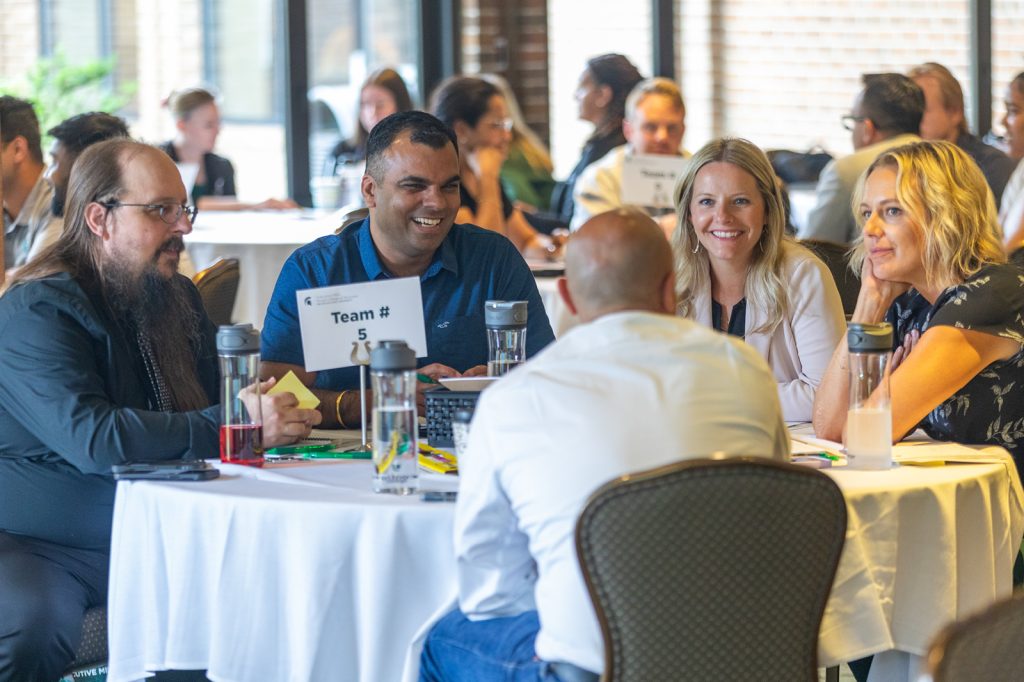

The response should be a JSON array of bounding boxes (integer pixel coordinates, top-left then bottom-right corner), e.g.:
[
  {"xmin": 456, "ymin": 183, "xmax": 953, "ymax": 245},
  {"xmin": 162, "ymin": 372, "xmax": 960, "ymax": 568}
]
[{"xmin": 671, "ymin": 138, "xmax": 846, "ymax": 422}]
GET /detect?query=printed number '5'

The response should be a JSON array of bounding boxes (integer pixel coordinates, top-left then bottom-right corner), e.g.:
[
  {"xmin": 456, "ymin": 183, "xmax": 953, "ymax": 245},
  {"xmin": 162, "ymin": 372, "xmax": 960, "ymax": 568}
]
[{"xmin": 358, "ymin": 328, "xmax": 367, "ymax": 340}]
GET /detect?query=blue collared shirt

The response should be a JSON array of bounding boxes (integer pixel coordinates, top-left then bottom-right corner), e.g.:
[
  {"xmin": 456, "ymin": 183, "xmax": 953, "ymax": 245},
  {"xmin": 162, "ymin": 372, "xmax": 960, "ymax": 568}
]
[{"xmin": 261, "ymin": 219, "xmax": 555, "ymax": 389}]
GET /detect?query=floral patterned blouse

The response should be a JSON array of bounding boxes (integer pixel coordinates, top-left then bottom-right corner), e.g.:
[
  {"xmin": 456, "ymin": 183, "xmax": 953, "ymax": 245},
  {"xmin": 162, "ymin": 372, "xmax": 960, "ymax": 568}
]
[{"xmin": 887, "ymin": 263, "xmax": 1024, "ymax": 472}]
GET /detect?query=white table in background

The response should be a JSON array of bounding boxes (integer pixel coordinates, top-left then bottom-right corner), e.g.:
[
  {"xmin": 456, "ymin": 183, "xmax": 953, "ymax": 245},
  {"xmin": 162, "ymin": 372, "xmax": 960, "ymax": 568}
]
[
  {"xmin": 534, "ymin": 275, "xmax": 577, "ymax": 337},
  {"xmin": 184, "ymin": 209, "xmax": 341, "ymax": 329},
  {"xmin": 106, "ymin": 435, "xmax": 1024, "ymax": 682}
]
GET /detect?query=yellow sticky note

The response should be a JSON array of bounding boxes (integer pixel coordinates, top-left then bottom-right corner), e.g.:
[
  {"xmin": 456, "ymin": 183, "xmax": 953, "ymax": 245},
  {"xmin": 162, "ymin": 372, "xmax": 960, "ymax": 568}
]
[{"xmin": 267, "ymin": 370, "xmax": 321, "ymax": 410}]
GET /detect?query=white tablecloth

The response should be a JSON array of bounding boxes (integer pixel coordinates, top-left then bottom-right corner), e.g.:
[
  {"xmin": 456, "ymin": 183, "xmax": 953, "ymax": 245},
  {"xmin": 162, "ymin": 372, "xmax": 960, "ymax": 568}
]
[
  {"xmin": 106, "ymin": 436, "xmax": 1024, "ymax": 682},
  {"xmin": 184, "ymin": 210, "xmax": 342, "ymax": 329},
  {"xmin": 107, "ymin": 457, "xmax": 457, "ymax": 682}
]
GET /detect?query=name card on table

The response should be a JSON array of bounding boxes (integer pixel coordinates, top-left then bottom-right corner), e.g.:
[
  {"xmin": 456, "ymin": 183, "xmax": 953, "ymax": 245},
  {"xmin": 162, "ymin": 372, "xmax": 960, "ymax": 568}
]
[
  {"xmin": 296, "ymin": 277, "xmax": 427, "ymax": 371},
  {"xmin": 620, "ymin": 153, "xmax": 691, "ymax": 209}
]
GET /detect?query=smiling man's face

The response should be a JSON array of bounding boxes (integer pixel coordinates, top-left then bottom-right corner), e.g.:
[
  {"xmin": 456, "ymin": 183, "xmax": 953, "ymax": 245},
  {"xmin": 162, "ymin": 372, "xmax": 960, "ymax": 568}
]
[{"xmin": 363, "ymin": 132, "xmax": 462, "ymax": 275}]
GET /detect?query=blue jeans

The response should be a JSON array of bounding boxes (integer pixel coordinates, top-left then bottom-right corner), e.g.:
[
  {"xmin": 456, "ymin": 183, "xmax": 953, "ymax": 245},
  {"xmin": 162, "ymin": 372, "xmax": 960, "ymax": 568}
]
[{"xmin": 420, "ymin": 609, "xmax": 571, "ymax": 682}]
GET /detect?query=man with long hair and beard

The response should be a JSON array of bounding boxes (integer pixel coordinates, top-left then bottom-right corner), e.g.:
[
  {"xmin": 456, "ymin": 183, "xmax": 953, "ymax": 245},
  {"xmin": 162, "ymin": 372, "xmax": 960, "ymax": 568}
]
[{"xmin": 0, "ymin": 139, "xmax": 320, "ymax": 679}]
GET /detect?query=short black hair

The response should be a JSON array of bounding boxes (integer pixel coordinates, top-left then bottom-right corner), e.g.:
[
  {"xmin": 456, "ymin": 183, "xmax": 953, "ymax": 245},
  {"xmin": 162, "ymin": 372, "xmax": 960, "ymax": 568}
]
[
  {"xmin": 0, "ymin": 96, "xmax": 43, "ymax": 164},
  {"xmin": 365, "ymin": 110, "xmax": 458, "ymax": 181},
  {"xmin": 860, "ymin": 73, "xmax": 925, "ymax": 137},
  {"xmin": 430, "ymin": 76, "xmax": 500, "ymax": 129},
  {"xmin": 48, "ymin": 112, "xmax": 130, "ymax": 156}
]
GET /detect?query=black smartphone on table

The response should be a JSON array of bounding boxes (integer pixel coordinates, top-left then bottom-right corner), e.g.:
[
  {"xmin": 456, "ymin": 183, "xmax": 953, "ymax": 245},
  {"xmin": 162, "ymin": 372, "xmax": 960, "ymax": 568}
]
[{"xmin": 112, "ymin": 460, "xmax": 220, "ymax": 481}]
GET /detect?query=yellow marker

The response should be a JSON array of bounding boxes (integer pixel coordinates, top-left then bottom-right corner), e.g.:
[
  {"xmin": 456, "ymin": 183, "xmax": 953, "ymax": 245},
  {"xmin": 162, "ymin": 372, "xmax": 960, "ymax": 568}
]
[
  {"xmin": 376, "ymin": 429, "xmax": 409, "ymax": 475},
  {"xmin": 266, "ymin": 370, "xmax": 321, "ymax": 410}
]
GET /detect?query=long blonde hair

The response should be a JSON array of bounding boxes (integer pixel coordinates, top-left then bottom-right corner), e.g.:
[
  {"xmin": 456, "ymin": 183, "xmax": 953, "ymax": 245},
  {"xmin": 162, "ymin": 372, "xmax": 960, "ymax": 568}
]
[
  {"xmin": 671, "ymin": 137, "xmax": 788, "ymax": 334},
  {"xmin": 849, "ymin": 140, "xmax": 1005, "ymax": 290}
]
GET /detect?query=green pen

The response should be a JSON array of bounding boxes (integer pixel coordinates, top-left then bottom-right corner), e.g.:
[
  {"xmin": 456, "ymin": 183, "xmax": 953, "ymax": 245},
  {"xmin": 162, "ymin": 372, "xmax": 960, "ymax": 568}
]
[
  {"xmin": 266, "ymin": 443, "xmax": 335, "ymax": 455},
  {"xmin": 304, "ymin": 450, "xmax": 372, "ymax": 460},
  {"xmin": 416, "ymin": 373, "xmax": 438, "ymax": 384}
]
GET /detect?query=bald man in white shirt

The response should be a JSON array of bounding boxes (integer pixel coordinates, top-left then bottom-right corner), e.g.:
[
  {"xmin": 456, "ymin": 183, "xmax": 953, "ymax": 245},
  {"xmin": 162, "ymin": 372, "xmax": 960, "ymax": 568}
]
[{"xmin": 419, "ymin": 208, "xmax": 788, "ymax": 682}]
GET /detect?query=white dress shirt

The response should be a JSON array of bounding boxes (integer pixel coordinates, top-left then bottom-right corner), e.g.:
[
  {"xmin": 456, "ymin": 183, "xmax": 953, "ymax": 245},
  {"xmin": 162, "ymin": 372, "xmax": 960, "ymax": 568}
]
[{"xmin": 454, "ymin": 311, "xmax": 789, "ymax": 674}]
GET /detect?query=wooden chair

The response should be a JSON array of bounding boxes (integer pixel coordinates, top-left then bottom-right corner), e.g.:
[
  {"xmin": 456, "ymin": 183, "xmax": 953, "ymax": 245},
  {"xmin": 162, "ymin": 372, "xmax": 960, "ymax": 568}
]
[
  {"xmin": 925, "ymin": 591, "xmax": 1024, "ymax": 682},
  {"xmin": 192, "ymin": 257, "xmax": 240, "ymax": 327},
  {"xmin": 576, "ymin": 457, "xmax": 847, "ymax": 682}
]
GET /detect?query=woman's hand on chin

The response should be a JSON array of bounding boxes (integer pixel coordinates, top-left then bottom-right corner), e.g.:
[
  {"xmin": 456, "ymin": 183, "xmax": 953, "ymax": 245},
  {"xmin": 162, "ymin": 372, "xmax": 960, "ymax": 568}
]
[{"xmin": 853, "ymin": 256, "xmax": 911, "ymax": 323}]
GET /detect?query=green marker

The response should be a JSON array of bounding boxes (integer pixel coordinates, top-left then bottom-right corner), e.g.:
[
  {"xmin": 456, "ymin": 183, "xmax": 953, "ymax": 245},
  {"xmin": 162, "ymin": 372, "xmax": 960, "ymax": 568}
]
[
  {"xmin": 417, "ymin": 373, "xmax": 438, "ymax": 384},
  {"xmin": 265, "ymin": 443, "xmax": 334, "ymax": 455},
  {"xmin": 304, "ymin": 450, "xmax": 372, "ymax": 460}
]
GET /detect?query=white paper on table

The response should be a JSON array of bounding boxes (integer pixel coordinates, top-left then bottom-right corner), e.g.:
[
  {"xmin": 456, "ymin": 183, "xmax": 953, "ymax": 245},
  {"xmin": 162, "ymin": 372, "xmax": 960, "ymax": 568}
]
[
  {"xmin": 620, "ymin": 153, "xmax": 690, "ymax": 208},
  {"xmin": 297, "ymin": 277, "xmax": 427, "ymax": 371}
]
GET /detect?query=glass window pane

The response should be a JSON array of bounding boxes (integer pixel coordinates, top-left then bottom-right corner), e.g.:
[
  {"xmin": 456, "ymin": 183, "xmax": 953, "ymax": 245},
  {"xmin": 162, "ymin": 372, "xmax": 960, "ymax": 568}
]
[
  {"xmin": 205, "ymin": 0, "xmax": 282, "ymax": 122},
  {"xmin": 547, "ymin": 0, "xmax": 652, "ymax": 176},
  {"xmin": 307, "ymin": 0, "xmax": 421, "ymax": 187},
  {"xmin": 47, "ymin": 0, "xmax": 104, "ymax": 62}
]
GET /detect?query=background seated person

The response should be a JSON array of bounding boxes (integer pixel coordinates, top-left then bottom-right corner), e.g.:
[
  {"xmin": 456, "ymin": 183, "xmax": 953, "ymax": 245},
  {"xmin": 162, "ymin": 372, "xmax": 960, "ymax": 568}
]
[
  {"xmin": 161, "ymin": 87, "xmax": 298, "ymax": 211},
  {"xmin": 672, "ymin": 137, "xmax": 846, "ymax": 423},
  {"xmin": 481, "ymin": 73, "xmax": 556, "ymax": 212},
  {"xmin": 548, "ymin": 53, "xmax": 645, "ymax": 227},
  {"xmin": 801, "ymin": 73, "xmax": 923, "ymax": 245},
  {"xmin": 0, "ymin": 139, "xmax": 318, "ymax": 679},
  {"xmin": 1, "ymin": 96, "xmax": 61, "ymax": 276},
  {"xmin": 570, "ymin": 77, "xmax": 689, "ymax": 234},
  {"xmin": 908, "ymin": 62, "xmax": 1015, "ymax": 207},
  {"xmin": 420, "ymin": 208, "xmax": 788, "ymax": 682},
  {"xmin": 430, "ymin": 76, "xmax": 556, "ymax": 259},
  {"xmin": 261, "ymin": 111, "xmax": 555, "ymax": 428},
  {"xmin": 326, "ymin": 67, "xmax": 414, "ymax": 173},
  {"xmin": 813, "ymin": 141, "xmax": 1024, "ymax": 476}
]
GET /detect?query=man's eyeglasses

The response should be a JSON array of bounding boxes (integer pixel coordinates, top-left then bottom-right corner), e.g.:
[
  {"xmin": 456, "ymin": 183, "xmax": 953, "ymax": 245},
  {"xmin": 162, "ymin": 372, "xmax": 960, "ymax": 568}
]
[
  {"xmin": 841, "ymin": 114, "xmax": 868, "ymax": 132},
  {"xmin": 99, "ymin": 201, "xmax": 198, "ymax": 225}
]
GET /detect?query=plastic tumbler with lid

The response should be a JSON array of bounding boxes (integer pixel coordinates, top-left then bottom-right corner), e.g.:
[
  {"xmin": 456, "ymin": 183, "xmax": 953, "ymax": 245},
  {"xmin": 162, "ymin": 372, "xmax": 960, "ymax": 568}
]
[
  {"xmin": 217, "ymin": 324, "xmax": 264, "ymax": 467},
  {"xmin": 485, "ymin": 300, "xmax": 528, "ymax": 376},
  {"xmin": 371, "ymin": 340, "xmax": 419, "ymax": 494},
  {"xmin": 845, "ymin": 322, "xmax": 893, "ymax": 470}
]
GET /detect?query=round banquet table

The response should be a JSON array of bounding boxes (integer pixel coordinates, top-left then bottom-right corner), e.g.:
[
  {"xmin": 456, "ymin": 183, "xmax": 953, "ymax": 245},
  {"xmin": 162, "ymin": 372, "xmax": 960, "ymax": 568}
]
[
  {"xmin": 106, "ymin": 436, "xmax": 1024, "ymax": 682},
  {"xmin": 183, "ymin": 209, "xmax": 342, "ymax": 330}
]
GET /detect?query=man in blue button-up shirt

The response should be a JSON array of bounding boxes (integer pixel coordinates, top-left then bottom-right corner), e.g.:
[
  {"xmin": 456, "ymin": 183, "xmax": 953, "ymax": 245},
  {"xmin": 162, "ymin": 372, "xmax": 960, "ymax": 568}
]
[{"xmin": 262, "ymin": 111, "xmax": 555, "ymax": 427}]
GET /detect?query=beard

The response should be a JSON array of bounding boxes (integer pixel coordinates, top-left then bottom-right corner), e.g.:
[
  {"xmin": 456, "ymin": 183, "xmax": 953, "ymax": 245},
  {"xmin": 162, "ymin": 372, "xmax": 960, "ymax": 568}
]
[{"xmin": 102, "ymin": 244, "xmax": 209, "ymax": 412}]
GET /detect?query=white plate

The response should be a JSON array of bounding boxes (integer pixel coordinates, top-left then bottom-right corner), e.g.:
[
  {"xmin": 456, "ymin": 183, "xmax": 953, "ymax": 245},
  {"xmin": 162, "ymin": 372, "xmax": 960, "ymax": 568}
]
[{"xmin": 438, "ymin": 376, "xmax": 500, "ymax": 392}]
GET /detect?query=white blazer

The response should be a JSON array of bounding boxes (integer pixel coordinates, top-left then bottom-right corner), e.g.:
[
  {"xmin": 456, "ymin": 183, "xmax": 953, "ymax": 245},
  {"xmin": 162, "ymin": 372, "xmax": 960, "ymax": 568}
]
[{"xmin": 690, "ymin": 240, "xmax": 847, "ymax": 422}]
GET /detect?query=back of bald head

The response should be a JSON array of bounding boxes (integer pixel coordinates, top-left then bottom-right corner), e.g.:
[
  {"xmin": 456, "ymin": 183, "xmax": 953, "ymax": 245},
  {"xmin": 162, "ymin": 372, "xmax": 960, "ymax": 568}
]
[{"xmin": 565, "ymin": 208, "xmax": 674, "ymax": 320}]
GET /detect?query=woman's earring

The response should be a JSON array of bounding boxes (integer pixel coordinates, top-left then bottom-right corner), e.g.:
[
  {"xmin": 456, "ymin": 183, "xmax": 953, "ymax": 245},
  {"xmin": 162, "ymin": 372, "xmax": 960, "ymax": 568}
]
[{"xmin": 692, "ymin": 240, "xmax": 701, "ymax": 254}]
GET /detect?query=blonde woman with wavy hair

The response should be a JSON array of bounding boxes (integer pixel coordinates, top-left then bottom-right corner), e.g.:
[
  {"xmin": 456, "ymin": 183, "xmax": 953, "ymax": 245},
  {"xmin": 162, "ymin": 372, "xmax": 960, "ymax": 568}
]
[
  {"xmin": 672, "ymin": 138, "xmax": 845, "ymax": 421},
  {"xmin": 814, "ymin": 141, "xmax": 1024, "ymax": 472}
]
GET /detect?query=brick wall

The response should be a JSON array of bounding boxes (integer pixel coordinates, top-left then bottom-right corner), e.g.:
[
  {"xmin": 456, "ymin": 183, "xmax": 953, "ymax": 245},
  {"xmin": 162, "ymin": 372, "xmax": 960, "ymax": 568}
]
[
  {"xmin": 0, "ymin": 0, "xmax": 41, "ymax": 83},
  {"xmin": 462, "ymin": 0, "xmax": 551, "ymax": 145},
  {"xmin": 679, "ymin": 1, "xmax": 1024, "ymax": 157}
]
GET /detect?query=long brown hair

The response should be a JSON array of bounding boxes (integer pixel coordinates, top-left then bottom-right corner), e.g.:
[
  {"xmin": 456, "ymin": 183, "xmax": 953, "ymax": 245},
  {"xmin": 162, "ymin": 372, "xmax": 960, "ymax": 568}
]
[
  {"xmin": 10, "ymin": 140, "xmax": 211, "ymax": 412},
  {"xmin": 11, "ymin": 138, "xmax": 142, "ymax": 287}
]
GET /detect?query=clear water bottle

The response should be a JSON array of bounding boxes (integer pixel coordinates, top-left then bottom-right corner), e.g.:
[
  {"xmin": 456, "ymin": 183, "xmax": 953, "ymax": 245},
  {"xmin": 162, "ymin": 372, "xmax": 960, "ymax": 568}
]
[
  {"xmin": 217, "ymin": 324, "xmax": 264, "ymax": 467},
  {"xmin": 846, "ymin": 322, "xmax": 893, "ymax": 470},
  {"xmin": 485, "ymin": 300, "xmax": 528, "ymax": 376},
  {"xmin": 371, "ymin": 340, "xmax": 419, "ymax": 494}
]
